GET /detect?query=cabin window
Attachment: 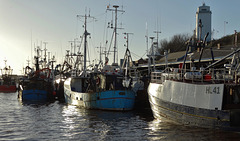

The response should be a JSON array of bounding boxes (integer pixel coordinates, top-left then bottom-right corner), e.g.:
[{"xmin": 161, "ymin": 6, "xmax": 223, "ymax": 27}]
[{"xmin": 71, "ymin": 87, "xmax": 76, "ymax": 91}]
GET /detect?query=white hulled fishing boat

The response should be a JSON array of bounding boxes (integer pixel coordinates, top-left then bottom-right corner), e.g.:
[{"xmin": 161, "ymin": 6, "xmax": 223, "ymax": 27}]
[{"xmin": 148, "ymin": 35, "xmax": 240, "ymax": 130}]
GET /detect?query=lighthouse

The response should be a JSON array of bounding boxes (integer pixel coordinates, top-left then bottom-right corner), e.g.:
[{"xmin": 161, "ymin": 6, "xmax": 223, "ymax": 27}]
[{"xmin": 195, "ymin": 3, "xmax": 212, "ymax": 42}]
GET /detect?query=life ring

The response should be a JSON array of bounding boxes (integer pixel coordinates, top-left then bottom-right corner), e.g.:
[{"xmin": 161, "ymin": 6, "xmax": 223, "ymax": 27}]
[
  {"xmin": 25, "ymin": 66, "xmax": 32, "ymax": 74},
  {"xmin": 40, "ymin": 74, "xmax": 46, "ymax": 79},
  {"xmin": 34, "ymin": 68, "xmax": 51, "ymax": 78},
  {"xmin": 96, "ymin": 77, "xmax": 100, "ymax": 85}
]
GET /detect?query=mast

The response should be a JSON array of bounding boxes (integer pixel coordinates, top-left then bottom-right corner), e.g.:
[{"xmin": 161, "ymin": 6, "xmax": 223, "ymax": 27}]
[
  {"xmin": 77, "ymin": 11, "xmax": 94, "ymax": 76},
  {"xmin": 107, "ymin": 5, "xmax": 124, "ymax": 64},
  {"xmin": 154, "ymin": 30, "xmax": 161, "ymax": 48},
  {"xmin": 43, "ymin": 42, "xmax": 47, "ymax": 68},
  {"xmin": 122, "ymin": 32, "xmax": 133, "ymax": 69},
  {"xmin": 145, "ymin": 22, "xmax": 151, "ymax": 77},
  {"xmin": 83, "ymin": 14, "xmax": 89, "ymax": 75},
  {"xmin": 149, "ymin": 37, "xmax": 155, "ymax": 71},
  {"xmin": 96, "ymin": 45, "xmax": 105, "ymax": 67},
  {"xmin": 125, "ymin": 32, "xmax": 133, "ymax": 50},
  {"xmin": 113, "ymin": 5, "xmax": 118, "ymax": 64},
  {"xmin": 35, "ymin": 47, "xmax": 40, "ymax": 71}
]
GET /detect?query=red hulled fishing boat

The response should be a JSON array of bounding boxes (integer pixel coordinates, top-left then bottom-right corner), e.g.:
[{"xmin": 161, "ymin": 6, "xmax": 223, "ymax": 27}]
[{"xmin": 0, "ymin": 60, "xmax": 16, "ymax": 93}]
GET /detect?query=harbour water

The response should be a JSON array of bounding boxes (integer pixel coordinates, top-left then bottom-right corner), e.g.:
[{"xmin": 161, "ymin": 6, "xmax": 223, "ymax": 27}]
[{"xmin": 1, "ymin": 92, "xmax": 240, "ymax": 141}]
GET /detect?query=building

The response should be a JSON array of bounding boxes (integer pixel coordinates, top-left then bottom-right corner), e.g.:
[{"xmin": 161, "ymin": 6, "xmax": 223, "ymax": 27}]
[{"xmin": 195, "ymin": 3, "xmax": 212, "ymax": 42}]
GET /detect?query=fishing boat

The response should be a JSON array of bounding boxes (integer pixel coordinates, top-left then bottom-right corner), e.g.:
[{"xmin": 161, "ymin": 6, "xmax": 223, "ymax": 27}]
[
  {"xmin": 148, "ymin": 34, "xmax": 240, "ymax": 130},
  {"xmin": 121, "ymin": 33, "xmax": 145, "ymax": 108},
  {"xmin": 0, "ymin": 60, "xmax": 17, "ymax": 93},
  {"xmin": 64, "ymin": 66, "xmax": 135, "ymax": 110},
  {"xmin": 64, "ymin": 7, "xmax": 135, "ymax": 111},
  {"xmin": 18, "ymin": 47, "xmax": 55, "ymax": 102},
  {"xmin": 53, "ymin": 62, "xmax": 71, "ymax": 101}
]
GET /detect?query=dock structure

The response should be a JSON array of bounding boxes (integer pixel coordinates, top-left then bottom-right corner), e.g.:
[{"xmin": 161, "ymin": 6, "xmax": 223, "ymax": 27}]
[{"xmin": 135, "ymin": 44, "xmax": 238, "ymax": 75}]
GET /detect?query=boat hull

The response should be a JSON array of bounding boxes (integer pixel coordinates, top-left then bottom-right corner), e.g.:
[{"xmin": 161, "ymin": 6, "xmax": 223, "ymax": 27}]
[
  {"xmin": 0, "ymin": 85, "xmax": 16, "ymax": 93},
  {"xmin": 20, "ymin": 89, "xmax": 48, "ymax": 102},
  {"xmin": 148, "ymin": 81, "xmax": 240, "ymax": 130},
  {"xmin": 18, "ymin": 80, "xmax": 55, "ymax": 102},
  {"xmin": 64, "ymin": 83, "xmax": 135, "ymax": 111}
]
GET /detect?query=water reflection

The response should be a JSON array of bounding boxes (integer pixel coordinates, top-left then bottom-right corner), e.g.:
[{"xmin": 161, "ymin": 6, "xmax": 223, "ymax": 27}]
[
  {"xmin": 2, "ymin": 92, "xmax": 240, "ymax": 140},
  {"xmin": 61, "ymin": 105, "xmax": 137, "ymax": 140},
  {"xmin": 147, "ymin": 117, "xmax": 240, "ymax": 141}
]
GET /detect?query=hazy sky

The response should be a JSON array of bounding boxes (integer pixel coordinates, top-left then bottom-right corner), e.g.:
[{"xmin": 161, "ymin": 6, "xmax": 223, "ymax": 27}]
[{"xmin": 0, "ymin": 0, "xmax": 239, "ymax": 74}]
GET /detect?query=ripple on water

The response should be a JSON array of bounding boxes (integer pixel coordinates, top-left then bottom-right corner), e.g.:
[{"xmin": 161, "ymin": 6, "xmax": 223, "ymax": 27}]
[{"xmin": 1, "ymin": 92, "xmax": 240, "ymax": 140}]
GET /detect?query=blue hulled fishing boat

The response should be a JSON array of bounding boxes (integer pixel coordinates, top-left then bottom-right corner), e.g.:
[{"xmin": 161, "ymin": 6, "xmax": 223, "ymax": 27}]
[
  {"xmin": 18, "ymin": 47, "xmax": 55, "ymax": 102},
  {"xmin": 64, "ymin": 7, "xmax": 135, "ymax": 111},
  {"xmin": 64, "ymin": 67, "xmax": 135, "ymax": 110}
]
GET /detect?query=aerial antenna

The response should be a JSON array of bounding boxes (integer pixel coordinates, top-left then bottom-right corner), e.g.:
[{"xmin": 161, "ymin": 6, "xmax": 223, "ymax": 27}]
[
  {"xmin": 89, "ymin": 8, "xmax": 91, "ymax": 17},
  {"xmin": 202, "ymin": 1, "xmax": 205, "ymax": 6},
  {"xmin": 145, "ymin": 22, "xmax": 148, "ymax": 54},
  {"xmin": 154, "ymin": 15, "xmax": 161, "ymax": 48},
  {"xmin": 31, "ymin": 30, "xmax": 32, "ymax": 65}
]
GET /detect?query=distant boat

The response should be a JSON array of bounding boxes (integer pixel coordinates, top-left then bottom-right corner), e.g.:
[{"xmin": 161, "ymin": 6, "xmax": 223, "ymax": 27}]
[
  {"xmin": 0, "ymin": 60, "xmax": 17, "ymax": 93},
  {"xmin": 18, "ymin": 47, "xmax": 56, "ymax": 102},
  {"xmin": 148, "ymin": 35, "xmax": 240, "ymax": 130}
]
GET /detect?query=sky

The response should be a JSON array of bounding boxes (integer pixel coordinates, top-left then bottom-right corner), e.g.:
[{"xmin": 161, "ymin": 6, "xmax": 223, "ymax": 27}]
[{"xmin": 0, "ymin": 0, "xmax": 240, "ymax": 75}]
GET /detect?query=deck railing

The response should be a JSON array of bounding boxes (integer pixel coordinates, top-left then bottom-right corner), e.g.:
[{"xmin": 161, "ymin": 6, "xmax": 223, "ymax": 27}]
[{"xmin": 151, "ymin": 67, "xmax": 240, "ymax": 84}]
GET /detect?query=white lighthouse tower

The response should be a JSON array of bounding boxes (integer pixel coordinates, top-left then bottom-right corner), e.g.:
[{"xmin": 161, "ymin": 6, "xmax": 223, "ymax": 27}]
[{"xmin": 195, "ymin": 3, "xmax": 212, "ymax": 42}]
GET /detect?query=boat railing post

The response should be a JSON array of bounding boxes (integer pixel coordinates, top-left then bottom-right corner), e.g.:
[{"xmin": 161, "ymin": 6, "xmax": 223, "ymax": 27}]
[
  {"xmin": 234, "ymin": 70, "xmax": 237, "ymax": 84},
  {"xmin": 211, "ymin": 68, "xmax": 214, "ymax": 83},
  {"xmin": 155, "ymin": 72, "xmax": 157, "ymax": 83},
  {"xmin": 235, "ymin": 69, "xmax": 238, "ymax": 84},
  {"xmin": 191, "ymin": 70, "xmax": 194, "ymax": 83},
  {"xmin": 151, "ymin": 72, "xmax": 154, "ymax": 83},
  {"xmin": 151, "ymin": 72, "xmax": 152, "ymax": 80},
  {"xmin": 181, "ymin": 68, "xmax": 183, "ymax": 81},
  {"xmin": 154, "ymin": 72, "xmax": 156, "ymax": 83},
  {"xmin": 224, "ymin": 68, "xmax": 226, "ymax": 84},
  {"xmin": 158, "ymin": 72, "xmax": 161, "ymax": 83}
]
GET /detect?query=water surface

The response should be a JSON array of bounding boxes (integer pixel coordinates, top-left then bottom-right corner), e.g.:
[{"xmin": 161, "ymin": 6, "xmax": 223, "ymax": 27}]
[{"xmin": 0, "ymin": 92, "xmax": 240, "ymax": 140}]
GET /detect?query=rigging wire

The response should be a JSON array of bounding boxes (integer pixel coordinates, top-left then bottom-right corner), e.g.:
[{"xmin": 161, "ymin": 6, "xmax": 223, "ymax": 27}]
[
  {"xmin": 131, "ymin": 51, "xmax": 142, "ymax": 59},
  {"xmin": 103, "ymin": 11, "xmax": 108, "ymax": 47},
  {"xmin": 94, "ymin": 12, "xmax": 107, "ymax": 19},
  {"xmin": 107, "ymin": 30, "xmax": 114, "ymax": 59},
  {"xmin": 87, "ymin": 40, "xmax": 91, "ymax": 66},
  {"xmin": 141, "ymin": 52, "xmax": 147, "ymax": 59},
  {"xmin": 78, "ymin": 33, "xmax": 84, "ymax": 53}
]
